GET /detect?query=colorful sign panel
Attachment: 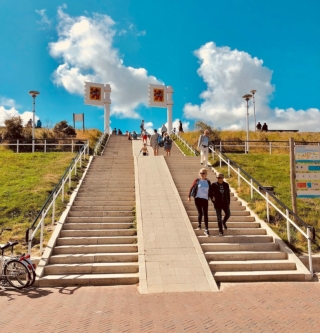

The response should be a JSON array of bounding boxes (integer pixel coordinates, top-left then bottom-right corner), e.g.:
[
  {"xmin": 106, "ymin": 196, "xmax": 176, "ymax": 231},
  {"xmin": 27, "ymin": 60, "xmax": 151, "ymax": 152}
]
[
  {"xmin": 148, "ymin": 84, "xmax": 167, "ymax": 108},
  {"xmin": 84, "ymin": 82, "xmax": 104, "ymax": 106},
  {"xmin": 295, "ymin": 145, "xmax": 320, "ymax": 198}
]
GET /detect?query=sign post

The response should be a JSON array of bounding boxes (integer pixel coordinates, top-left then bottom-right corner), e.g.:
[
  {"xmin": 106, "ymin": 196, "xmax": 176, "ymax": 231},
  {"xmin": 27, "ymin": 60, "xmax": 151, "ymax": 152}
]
[
  {"xmin": 148, "ymin": 84, "xmax": 173, "ymax": 134},
  {"xmin": 84, "ymin": 82, "xmax": 111, "ymax": 133}
]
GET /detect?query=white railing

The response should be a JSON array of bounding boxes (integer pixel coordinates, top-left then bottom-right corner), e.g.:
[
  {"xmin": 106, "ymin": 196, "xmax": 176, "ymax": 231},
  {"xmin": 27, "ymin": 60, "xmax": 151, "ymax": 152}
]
[
  {"xmin": 93, "ymin": 131, "xmax": 109, "ymax": 156},
  {"xmin": 172, "ymin": 133, "xmax": 199, "ymax": 155},
  {"xmin": 0, "ymin": 139, "xmax": 89, "ymax": 153},
  {"xmin": 27, "ymin": 142, "xmax": 89, "ymax": 255},
  {"xmin": 210, "ymin": 146, "xmax": 314, "ymax": 275}
]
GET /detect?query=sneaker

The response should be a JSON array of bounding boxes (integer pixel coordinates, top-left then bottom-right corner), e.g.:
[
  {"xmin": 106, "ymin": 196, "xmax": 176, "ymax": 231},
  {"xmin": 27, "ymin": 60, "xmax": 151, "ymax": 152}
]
[
  {"xmin": 218, "ymin": 232, "xmax": 224, "ymax": 237},
  {"xmin": 223, "ymin": 223, "xmax": 228, "ymax": 230},
  {"xmin": 200, "ymin": 163, "xmax": 203, "ymax": 165},
  {"xmin": 196, "ymin": 225, "xmax": 201, "ymax": 230},
  {"xmin": 204, "ymin": 230, "xmax": 210, "ymax": 237}
]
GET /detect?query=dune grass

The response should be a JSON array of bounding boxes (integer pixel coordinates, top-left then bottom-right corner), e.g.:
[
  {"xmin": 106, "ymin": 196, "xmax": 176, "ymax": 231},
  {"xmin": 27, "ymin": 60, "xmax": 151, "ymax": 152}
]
[{"xmin": 0, "ymin": 147, "xmax": 88, "ymax": 254}]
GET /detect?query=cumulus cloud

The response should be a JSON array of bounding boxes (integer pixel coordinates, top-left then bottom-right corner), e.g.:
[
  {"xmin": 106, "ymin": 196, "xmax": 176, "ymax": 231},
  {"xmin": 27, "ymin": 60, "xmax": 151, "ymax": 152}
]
[
  {"xmin": 49, "ymin": 8, "xmax": 160, "ymax": 118},
  {"xmin": 36, "ymin": 9, "xmax": 52, "ymax": 29},
  {"xmin": 0, "ymin": 104, "xmax": 38, "ymax": 127},
  {"xmin": 184, "ymin": 42, "xmax": 320, "ymax": 131}
]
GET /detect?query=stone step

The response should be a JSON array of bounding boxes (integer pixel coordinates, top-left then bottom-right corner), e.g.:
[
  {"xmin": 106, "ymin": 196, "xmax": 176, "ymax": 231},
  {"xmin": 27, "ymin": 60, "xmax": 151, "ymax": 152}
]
[
  {"xmin": 49, "ymin": 253, "xmax": 138, "ymax": 264},
  {"xmin": 68, "ymin": 211, "xmax": 134, "ymax": 217},
  {"xmin": 213, "ymin": 270, "xmax": 305, "ymax": 282},
  {"xmin": 44, "ymin": 262, "xmax": 139, "ymax": 275},
  {"xmin": 75, "ymin": 194, "xmax": 135, "ymax": 200},
  {"xmin": 53, "ymin": 244, "xmax": 138, "ymax": 254},
  {"xmin": 205, "ymin": 251, "xmax": 288, "ymax": 261},
  {"xmin": 73, "ymin": 201, "xmax": 135, "ymax": 206},
  {"xmin": 186, "ymin": 205, "xmax": 246, "ymax": 211},
  {"xmin": 191, "ymin": 222, "xmax": 261, "ymax": 228},
  {"xmin": 56, "ymin": 236, "xmax": 137, "ymax": 246},
  {"xmin": 187, "ymin": 209, "xmax": 250, "ymax": 216},
  {"xmin": 209, "ymin": 260, "xmax": 296, "ymax": 272},
  {"xmin": 194, "ymin": 228, "xmax": 266, "ymax": 236},
  {"xmin": 198, "ymin": 235, "xmax": 273, "ymax": 244},
  {"xmin": 60, "ymin": 229, "xmax": 136, "ymax": 237},
  {"xmin": 37, "ymin": 273, "xmax": 139, "ymax": 287},
  {"xmin": 66, "ymin": 217, "xmax": 134, "ymax": 223},
  {"xmin": 189, "ymin": 216, "xmax": 255, "ymax": 222},
  {"xmin": 70, "ymin": 205, "xmax": 134, "ymax": 212},
  {"xmin": 182, "ymin": 197, "xmax": 238, "ymax": 203},
  {"xmin": 78, "ymin": 187, "xmax": 135, "ymax": 192},
  {"xmin": 201, "ymin": 242, "xmax": 279, "ymax": 252},
  {"xmin": 63, "ymin": 223, "xmax": 134, "ymax": 230}
]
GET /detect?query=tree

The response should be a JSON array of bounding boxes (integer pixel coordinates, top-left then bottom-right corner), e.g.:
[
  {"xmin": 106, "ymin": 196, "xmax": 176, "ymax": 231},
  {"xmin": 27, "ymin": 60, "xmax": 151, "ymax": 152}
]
[
  {"xmin": 2, "ymin": 116, "xmax": 25, "ymax": 140},
  {"xmin": 53, "ymin": 121, "xmax": 76, "ymax": 138},
  {"xmin": 194, "ymin": 121, "xmax": 221, "ymax": 141}
]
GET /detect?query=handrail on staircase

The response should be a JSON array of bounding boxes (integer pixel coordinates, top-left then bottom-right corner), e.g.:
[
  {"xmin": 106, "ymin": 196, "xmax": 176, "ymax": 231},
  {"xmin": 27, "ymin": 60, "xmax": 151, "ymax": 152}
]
[
  {"xmin": 209, "ymin": 145, "xmax": 316, "ymax": 275},
  {"xmin": 26, "ymin": 142, "xmax": 89, "ymax": 256},
  {"xmin": 93, "ymin": 131, "xmax": 109, "ymax": 156},
  {"xmin": 172, "ymin": 133, "xmax": 200, "ymax": 156}
]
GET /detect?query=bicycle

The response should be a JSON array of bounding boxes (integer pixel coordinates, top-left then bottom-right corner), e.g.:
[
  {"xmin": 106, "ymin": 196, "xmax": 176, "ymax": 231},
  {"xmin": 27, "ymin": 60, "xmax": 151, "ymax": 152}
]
[{"xmin": 0, "ymin": 228, "xmax": 36, "ymax": 289}]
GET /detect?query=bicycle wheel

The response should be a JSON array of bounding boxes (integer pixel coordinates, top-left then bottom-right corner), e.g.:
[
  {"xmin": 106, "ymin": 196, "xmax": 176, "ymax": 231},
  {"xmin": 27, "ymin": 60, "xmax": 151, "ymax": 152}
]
[
  {"xmin": 22, "ymin": 258, "xmax": 36, "ymax": 287},
  {"xmin": 4, "ymin": 259, "xmax": 31, "ymax": 289}
]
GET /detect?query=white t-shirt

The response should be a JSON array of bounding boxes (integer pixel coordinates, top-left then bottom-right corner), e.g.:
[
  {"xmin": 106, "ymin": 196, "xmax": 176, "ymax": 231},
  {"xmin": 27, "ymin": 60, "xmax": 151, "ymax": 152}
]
[{"xmin": 196, "ymin": 179, "xmax": 209, "ymax": 199}]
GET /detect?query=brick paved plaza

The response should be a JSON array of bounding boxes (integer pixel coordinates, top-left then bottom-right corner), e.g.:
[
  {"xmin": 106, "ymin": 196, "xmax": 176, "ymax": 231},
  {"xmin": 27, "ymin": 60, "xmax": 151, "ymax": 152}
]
[{"xmin": 1, "ymin": 282, "xmax": 320, "ymax": 332}]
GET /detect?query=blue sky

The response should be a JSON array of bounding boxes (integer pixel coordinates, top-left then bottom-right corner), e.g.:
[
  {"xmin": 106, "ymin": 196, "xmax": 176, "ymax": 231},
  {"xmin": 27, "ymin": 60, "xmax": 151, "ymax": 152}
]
[{"xmin": 1, "ymin": 0, "xmax": 320, "ymax": 133}]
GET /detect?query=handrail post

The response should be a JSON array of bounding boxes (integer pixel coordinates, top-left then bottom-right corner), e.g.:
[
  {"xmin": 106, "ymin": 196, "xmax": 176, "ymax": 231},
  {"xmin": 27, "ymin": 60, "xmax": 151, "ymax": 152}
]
[
  {"xmin": 61, "ymin": 178, "xmax": 65, "ymax": 202},
  {"xmin": 72, "ymin": 140, "xmax": 74, "ymax": 153},
  {"xmin": 269, "ymin": 142, "xmax": 272, "ymax": 154},
  {"xmin": 238, "ymin": 168, "xmax": 241, "ymax": 187},
  {"xmin": 266, "ymin": 192, "xmax": 270, "ymax": 222},
  {"xmin": 80, "ymin": 154, "xmax": 82, "ymax": 168},
  {"xmin": 17, "ymin": 139, "xmax": 19, "ymax": 153},
  {"xmin": 220, "ymin": 141, "xmax": 222, "ymax": 153},
  {"xmin": 75, "ymin": 160, "xmax": 77, "ymax": 175},
  {"xmin": 250, "ymin": 179, "xmax": 253, "ymax": 199},
  {"xmin": 44, "ymin": 140, "xmax": 47, "ymax": 153},
  {"xmin": 52, "ymin": 192, "xmax": 56, "ymax": 225},
  {"xmin": 69, "ymin": 169, "xmax": 72, "ymax": 188},
  {"xmin": 40, "ymin": 211, "xmax": 45, "ymax": 254},
  {"xmin": 219, "ymin": 154, "xmax": 222, "ymax": 168},
  {"xmin": 27, "ymin": 228, "xmax": 33, "ymax": 255},
  {"xmin": 286, "ymin": 209, "xmax": 291, "ymax": 243},
  {"xmin": 307, "ymin": 227, "xmax": 313, "ymax": 275},
  {"xmin": 228, "ymin": 159, "xmax": 230, "ymax": 178}
]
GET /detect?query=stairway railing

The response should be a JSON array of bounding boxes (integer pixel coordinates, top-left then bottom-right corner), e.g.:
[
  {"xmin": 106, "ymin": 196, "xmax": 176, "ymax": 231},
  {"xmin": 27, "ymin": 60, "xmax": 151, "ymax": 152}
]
[
  {"xmin": 172, "ymin": 133, "xmax": 199, "ymax": 156},
  {"xmin": 93, "ymin": 131, "xmax": 109, "ymax": 155},
  {"xmin": 210, "ymin": 146, "xmax": 316, "ymax": 275},
  {"xmin": 26, "ymin": 142, "xmax": 89, "ymax": 256}
]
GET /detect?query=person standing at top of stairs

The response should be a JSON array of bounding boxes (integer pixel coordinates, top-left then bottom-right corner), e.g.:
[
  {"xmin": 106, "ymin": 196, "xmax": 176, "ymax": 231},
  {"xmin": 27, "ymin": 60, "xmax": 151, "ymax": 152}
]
[{"xmin": 210, "ymin": 173, "xmax": 231, "ymax": 236}]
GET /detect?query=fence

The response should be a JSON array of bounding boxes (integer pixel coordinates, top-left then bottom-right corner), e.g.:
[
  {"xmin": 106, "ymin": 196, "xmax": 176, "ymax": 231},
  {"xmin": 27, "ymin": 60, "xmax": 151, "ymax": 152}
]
[
  {"xmin": 26, "ymin": 142, "xmax": 89, "ymax": 255},
  {"xmin": 0, "ymin": 139, "xmax": 89, "ymax": 153}
]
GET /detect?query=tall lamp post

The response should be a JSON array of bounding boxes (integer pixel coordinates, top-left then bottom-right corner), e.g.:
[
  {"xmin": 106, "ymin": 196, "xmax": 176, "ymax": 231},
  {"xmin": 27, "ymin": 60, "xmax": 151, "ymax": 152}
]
[
  {"xmin": 28, "ymin": 90, "xmax": 40, "ymax": 153},
  {"xmin": 242, "ymin": 93, "xmax": 252, "ymax": 154},
  {"xmin": 250, "ymin": 89, "xmax": 257, "ymax": 131}
]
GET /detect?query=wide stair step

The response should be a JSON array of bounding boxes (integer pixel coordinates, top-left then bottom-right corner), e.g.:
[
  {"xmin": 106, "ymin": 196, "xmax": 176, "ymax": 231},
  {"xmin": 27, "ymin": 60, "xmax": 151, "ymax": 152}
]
[{"xmin": 213, "ymin": 271, "xmax": 305, "ymax": 282}]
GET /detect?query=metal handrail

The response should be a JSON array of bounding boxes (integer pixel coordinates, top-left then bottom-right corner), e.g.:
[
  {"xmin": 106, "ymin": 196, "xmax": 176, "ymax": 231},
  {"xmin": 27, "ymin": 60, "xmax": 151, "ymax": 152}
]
[
  {"xmin": 172, "ymin": 133, "xmax": 199, "ymax": 156},
  {"xmin": 93, "ymin": 131, "xmax": 109, "ymax": 155},
  {"xmin": 210, "ymin": 146, "xmax": 315, "ymax": 274},
  {"xmin": 27, "ymin": 142, "xmax": 89, "ymax": 255}
]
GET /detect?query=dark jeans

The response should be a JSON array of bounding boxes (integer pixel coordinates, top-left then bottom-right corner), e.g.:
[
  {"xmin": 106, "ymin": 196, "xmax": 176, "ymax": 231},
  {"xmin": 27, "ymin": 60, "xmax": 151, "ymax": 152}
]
[
  {"xmin": 194, "ymin": 198, "xmax": 209, "ymax": 230},
  {"xmin": 215, "ymin": 204, "xmax": 231, "ymax": 233}
]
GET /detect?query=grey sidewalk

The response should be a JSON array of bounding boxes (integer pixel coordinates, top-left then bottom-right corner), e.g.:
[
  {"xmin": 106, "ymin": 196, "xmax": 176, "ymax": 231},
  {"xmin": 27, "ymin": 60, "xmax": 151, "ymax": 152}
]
[{"xmin": 132, "ymin": 139, "xmax": 218, "ymax": 293}]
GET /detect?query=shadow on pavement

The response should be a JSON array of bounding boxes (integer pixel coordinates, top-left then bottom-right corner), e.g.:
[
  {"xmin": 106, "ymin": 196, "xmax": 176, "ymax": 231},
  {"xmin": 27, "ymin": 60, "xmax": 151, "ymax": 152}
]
[{"xmin": 0, "ymin": 287, "xmax": 53, "ymax": 301}]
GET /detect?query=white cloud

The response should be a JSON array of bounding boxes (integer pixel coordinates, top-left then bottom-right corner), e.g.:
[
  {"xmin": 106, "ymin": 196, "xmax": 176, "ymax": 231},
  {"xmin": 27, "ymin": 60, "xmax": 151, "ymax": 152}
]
[
  {"xmin": 184, "ymin": 42, "xmax": 320, "ymax": 131},
  {"xmin": 49, "ymin": 8, "xmax": 159, "ymax": 119},
  {"xmin": 0, "ymin": 105, "xmax": 38, "ymax": 127},
  {"xmin": 36, "ymin": 9, "xmax": 52, "ymax": 29}
]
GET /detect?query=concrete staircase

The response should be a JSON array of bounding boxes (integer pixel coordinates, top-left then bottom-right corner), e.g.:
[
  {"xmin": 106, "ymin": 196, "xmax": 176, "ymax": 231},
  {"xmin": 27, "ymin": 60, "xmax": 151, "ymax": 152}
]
[
  {"xmin": 165, "ymin": 155, "xmax": 311, "ymax": 282},
  {"xmin": 39, "ymin": 135, "xmax": 139, "ymax": 286}
]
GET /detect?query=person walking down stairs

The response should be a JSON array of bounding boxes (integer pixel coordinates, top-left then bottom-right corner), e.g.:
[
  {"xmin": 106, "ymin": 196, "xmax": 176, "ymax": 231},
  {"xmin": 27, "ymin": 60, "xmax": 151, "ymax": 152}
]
[
  {"xmin": 188, "ymin": 168, "xmax": 212, "ymax": 237},
  {"xmin": 210, "ymin": 173, "xmax": 231, "ymax": 236}
]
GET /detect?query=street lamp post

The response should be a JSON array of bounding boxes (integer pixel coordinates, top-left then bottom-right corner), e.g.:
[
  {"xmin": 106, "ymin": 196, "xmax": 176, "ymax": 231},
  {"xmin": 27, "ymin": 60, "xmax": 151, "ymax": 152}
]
[
  {"xmin": 242, "ymin": 93, "xmax": 252, "ymax": 154},
  {"xmin": 250, "ymin": 89, "xmax": 257, "ymax": 131},
  {"xmin": 28, "ymin": 90, "xmax": 40, "ymax": 153}
]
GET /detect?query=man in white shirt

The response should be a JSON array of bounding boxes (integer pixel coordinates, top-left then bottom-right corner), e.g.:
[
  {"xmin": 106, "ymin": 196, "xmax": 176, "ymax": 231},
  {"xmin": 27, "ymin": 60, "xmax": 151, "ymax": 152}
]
[{"xmin": 197, "ymin": 130, "xmax": 211, "ymax": 167}]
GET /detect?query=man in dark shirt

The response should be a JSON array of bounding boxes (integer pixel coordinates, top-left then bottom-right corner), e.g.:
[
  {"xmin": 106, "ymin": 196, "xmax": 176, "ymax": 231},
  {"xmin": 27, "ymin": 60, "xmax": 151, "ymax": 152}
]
[{"xmin": 210, "ymin": 173, "xmax": 231, "ymax": 236}]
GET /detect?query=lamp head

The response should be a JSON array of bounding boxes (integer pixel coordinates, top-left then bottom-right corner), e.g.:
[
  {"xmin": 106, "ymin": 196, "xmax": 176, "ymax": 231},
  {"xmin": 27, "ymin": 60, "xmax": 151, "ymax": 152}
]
[
  {"xmin": 28, "ymin": 90, "xmax": 40, "ymax": 98},
  {"xmin": 242, "ymin": 94, "xmax": 252, "ymax": 101},
  {"xmin": 250, "ymin": 89, "xmax": 257, "ymax": 95}
]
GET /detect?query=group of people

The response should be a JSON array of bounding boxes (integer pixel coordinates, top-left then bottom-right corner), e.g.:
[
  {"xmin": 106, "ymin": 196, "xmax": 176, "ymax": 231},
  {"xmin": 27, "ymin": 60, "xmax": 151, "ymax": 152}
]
[
  {"xmin": 188, "ymin": 169, "xmax": 230, "ymax": 237},
  {"xmin": 140, "ymin": 128, "xmax": 173, "ymax": 157},
  {"xmin": 256, "ymin": 122, "xmax": 268, "ymax": 131},
  {"xmin": 26, "ymin": 119, "xmax": 42, "ymax": 128}
]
